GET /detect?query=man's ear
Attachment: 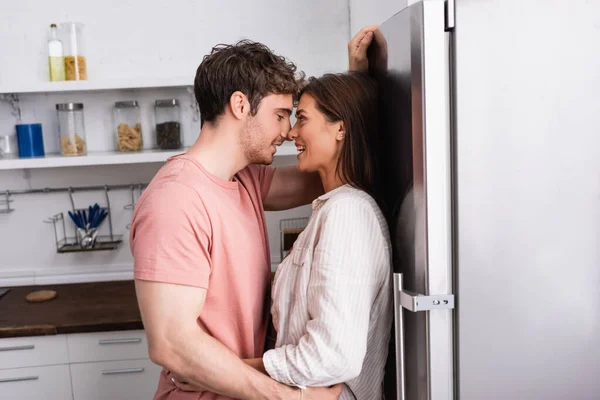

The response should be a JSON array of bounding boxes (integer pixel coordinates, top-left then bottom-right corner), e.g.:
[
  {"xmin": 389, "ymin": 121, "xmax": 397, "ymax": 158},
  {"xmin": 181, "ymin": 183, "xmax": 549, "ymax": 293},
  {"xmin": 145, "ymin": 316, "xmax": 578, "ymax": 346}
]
[{"xmin": 229, "ymin": 91, "xmax": 250, "ymax": 120}]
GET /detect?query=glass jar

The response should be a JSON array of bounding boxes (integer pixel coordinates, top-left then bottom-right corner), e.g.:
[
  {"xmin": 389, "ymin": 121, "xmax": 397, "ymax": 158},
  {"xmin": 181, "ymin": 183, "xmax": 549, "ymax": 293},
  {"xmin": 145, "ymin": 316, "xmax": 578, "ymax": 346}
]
[
  {"xmin": 114, "ymin": 101, "xmax": 143, "ymax": 152},
  {"xmin": 56, "ymin": 103, "xmax": 87, "ymax": 156},
  {"xmin": 0, "ymin": 133, "xmax": 18, "ymax": 159},
  {"xmin": 155, "ymin": 99, "xmax": 182, "ymax": 150},
  {"xmin": 60, "ymin": 22, "xmax": 87, "ymax": 81}
]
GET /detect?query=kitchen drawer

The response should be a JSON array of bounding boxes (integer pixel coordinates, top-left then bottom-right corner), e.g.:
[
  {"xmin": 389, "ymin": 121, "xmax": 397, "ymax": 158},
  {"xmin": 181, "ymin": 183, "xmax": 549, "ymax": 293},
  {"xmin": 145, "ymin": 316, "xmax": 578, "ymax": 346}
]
[
  {"xmin": 71, "ymin": 358, "xmax": 161, "ymax": 400},
  {"xmin": 0, "ymin": 364, "xmax": 72, "ymax": 400},
  {"xmin": 0, "ymin": 335, "xmax": 68, "ymax": 369},
  {"xmin": 67, "ymin": 329, "xmax": 148, "ymax": 363}
]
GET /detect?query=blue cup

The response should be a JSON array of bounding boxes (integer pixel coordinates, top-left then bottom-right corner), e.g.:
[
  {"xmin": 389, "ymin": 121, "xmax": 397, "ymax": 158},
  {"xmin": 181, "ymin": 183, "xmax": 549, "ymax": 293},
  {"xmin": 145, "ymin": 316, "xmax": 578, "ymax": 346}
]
[{"xmin": 16, "ymin": 124, "xmax": 45, "ymax": 158}]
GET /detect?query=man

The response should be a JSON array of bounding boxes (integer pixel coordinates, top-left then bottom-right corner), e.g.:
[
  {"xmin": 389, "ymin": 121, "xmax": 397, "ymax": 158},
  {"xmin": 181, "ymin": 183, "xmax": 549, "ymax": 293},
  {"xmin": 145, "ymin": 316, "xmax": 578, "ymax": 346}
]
[{"xmin": 131, "ymin": 39, "xmax": 338, "ymax": 400}]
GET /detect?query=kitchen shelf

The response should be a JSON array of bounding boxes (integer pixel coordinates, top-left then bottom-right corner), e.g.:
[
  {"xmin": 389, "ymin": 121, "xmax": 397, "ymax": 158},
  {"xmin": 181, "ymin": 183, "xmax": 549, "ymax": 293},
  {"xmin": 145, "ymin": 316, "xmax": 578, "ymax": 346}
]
[
  {"xmin": 0, "ymin": 148, "xmax": 186, "ymax": 170},
  {"xmin": 0, "ymin": 142, "xmax": 297, "ymax": 170},
  {"xmin": 57, "ymin": 235, "xmax": 124, "ymax": 253},
  {"xmin": 0, "ymin": 77, "xmax": 193, "ymax": 95}
]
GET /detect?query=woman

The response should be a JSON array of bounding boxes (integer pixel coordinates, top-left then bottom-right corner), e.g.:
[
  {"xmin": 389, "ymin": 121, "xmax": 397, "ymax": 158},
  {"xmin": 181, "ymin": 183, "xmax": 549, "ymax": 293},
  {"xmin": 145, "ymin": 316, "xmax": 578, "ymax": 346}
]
[
  {"xmin": 175, "ymin": 72, "xmax": 392, "ymax": 399},
  {"xmin": 259, "ymin": 72, "xmax": 391, "ymax": 399}
]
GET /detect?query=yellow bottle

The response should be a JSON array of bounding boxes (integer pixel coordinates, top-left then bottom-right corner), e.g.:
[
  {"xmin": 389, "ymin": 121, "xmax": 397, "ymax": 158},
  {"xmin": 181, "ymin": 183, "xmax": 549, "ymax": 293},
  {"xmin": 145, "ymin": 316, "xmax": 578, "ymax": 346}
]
[{"xmin": 48, "ymin": 24, "xmax": 66, "ymax": 82}]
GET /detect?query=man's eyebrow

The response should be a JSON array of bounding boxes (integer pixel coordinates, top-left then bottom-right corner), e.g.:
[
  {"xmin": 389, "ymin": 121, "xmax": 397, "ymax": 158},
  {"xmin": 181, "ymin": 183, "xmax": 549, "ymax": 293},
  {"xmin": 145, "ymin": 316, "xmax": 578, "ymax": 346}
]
[{"xmin": 276, "ymin": 107, "xmax": 293, "ymax": 115}]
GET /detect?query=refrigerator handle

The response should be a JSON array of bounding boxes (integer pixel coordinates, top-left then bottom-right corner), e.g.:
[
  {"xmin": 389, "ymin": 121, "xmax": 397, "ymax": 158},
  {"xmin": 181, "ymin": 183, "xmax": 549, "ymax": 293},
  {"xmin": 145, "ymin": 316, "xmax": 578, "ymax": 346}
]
[{"xmin": 393, "ymin": 273, "xmax": 406, "ymax": 400}]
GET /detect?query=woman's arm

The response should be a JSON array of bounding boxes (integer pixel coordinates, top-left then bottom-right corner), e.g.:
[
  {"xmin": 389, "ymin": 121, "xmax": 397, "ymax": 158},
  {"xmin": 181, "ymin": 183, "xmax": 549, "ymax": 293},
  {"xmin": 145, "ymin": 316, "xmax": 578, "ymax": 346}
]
[{"xmin": 262, "ymin": 198, "xmax": 388, "ymax": 387}]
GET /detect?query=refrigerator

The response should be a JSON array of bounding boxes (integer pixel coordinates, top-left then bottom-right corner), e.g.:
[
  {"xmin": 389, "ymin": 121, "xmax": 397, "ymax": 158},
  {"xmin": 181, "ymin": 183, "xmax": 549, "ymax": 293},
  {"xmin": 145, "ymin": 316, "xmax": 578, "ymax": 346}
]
[{"xmin": 376, "ymin": 1, "xmax": 600, "ymax": 399}]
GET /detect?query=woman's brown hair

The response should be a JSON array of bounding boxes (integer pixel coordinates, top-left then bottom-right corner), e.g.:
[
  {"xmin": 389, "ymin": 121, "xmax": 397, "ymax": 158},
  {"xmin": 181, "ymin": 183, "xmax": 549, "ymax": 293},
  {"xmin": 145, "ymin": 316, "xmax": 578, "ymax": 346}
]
[{"xmin": 300, "ymin": 72, "xmax": 381, "ymax": 203}]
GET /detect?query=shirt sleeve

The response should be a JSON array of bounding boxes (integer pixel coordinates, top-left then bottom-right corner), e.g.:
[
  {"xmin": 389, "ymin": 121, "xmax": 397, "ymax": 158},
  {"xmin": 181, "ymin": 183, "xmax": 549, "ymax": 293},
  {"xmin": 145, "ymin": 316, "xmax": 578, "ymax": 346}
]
[
  {"xmin": 130, "ymin": 182, "xmax": 212, "ymax": 289},
  {"xmin": 247, "ymin": 164, "xmax": 276, "ymax": 201},
  {"xmin": 262, "ymin": 198, "xmax": 388, "ymax": 386}
]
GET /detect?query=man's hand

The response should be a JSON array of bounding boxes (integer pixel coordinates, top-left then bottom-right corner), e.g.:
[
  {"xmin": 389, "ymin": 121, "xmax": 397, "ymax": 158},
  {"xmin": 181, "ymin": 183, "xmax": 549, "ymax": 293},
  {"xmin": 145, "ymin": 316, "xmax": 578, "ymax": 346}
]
[
  {"xmin": 168, "ymin": 370, "xmax": 206, "ymax": 393},
  {"xmin": 304, "ymin": 384, "xmax": 343, "ymax": 400},
  {"xmin": 348, "ymin": 25, "xmax": 378, "ymax": 72}
]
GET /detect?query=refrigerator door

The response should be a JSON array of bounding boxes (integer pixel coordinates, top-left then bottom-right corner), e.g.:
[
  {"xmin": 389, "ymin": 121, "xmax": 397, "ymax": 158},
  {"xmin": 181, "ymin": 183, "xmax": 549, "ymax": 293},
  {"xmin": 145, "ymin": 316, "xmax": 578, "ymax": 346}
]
[
  {"xmin": 453, "ymin": 0, "xmax": 600, "ymax": 398},
  {"xmin": 377, "ymin": 1, "xmax": 453, "ymax": 399}
]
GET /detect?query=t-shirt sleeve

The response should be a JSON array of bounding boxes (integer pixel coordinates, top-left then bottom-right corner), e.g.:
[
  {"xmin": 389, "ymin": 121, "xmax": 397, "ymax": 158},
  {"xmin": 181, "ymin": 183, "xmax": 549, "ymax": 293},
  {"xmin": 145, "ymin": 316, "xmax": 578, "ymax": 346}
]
[
  {"xmin": 247, "ymin": 164, "xmax": 276, "ymax": 201},
  {"xmin": 130, "ymin": 182, "xmax": 212, "ymax": 289}
]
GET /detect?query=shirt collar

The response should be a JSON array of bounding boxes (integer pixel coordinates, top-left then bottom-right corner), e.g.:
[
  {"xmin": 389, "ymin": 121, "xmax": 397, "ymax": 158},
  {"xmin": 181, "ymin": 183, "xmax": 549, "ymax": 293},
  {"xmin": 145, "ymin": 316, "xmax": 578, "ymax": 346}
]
[{"xmin": 312, "ymin": 184, "xmax": 351, "ymax": 210}]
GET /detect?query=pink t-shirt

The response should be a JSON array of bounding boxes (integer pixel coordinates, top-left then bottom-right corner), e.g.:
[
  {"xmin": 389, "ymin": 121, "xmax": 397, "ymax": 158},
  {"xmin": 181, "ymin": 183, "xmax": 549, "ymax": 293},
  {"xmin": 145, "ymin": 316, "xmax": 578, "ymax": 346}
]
[{"xmin": 130, "ymin": 154, "xmax": 275, "ymax": 400}]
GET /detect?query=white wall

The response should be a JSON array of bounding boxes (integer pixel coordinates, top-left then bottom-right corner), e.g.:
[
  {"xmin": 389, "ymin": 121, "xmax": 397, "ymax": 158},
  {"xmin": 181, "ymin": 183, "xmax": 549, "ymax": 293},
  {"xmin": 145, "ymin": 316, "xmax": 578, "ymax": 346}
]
[
  {"xmin": 0, "ymin": 0, "xmax": 349, "ymax": 86},
  {"xmin": 0, "ymin": 0, "xmax": 348, "ymax": 283},
  {"xmin": 349, "ymin": 0, "xmax": 413, "ymax": 36}
]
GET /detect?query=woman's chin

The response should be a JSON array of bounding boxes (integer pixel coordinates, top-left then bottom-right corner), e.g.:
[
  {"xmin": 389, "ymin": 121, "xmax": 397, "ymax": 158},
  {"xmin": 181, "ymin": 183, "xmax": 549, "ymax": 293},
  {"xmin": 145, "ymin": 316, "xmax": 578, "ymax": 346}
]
[{"xmin": 297, "ymin": 160, "xmax": 312, "ymax": 172}]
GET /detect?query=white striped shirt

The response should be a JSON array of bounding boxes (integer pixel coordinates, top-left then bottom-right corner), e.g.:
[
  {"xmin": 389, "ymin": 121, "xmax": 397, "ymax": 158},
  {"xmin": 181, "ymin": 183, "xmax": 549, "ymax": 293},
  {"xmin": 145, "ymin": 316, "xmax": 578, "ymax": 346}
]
[{"xmin": 263, "ymin": 184, "xmax": 393, "ymax": 400}]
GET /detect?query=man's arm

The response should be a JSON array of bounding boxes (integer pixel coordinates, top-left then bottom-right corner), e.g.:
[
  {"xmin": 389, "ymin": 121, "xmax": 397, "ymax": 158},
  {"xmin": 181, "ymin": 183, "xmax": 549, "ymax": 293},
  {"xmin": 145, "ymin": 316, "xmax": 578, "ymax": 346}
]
[
  {"xmin": 264, "ymin": 166, "xmax": 323, "ymax": 211},
  {"xmin": 136, "ymin": 279, "xmax": 297, "ymax": 400}
]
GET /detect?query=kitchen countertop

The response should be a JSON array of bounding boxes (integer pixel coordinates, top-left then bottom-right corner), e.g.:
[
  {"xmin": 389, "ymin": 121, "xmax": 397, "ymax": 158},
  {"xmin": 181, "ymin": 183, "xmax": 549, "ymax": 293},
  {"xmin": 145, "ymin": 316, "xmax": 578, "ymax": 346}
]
[{"xmin": 0, "ymin": 280, "xmax": 142, "ymax": 338}]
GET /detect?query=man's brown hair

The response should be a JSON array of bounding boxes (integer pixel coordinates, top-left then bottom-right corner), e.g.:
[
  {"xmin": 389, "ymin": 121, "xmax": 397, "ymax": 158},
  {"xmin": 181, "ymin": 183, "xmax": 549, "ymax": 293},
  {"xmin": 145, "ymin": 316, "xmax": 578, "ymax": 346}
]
[{"xmin": 194, "ymin": 40, "xmax": 303, "ymax": 126}]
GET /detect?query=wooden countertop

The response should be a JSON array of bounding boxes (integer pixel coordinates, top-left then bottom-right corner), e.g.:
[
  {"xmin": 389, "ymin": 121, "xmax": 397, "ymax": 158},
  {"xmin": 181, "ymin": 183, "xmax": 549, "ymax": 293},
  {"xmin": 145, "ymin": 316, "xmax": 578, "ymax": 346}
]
[{"xmin": 0, "ymin": 280, "xmax": 143, "ymax": 338}]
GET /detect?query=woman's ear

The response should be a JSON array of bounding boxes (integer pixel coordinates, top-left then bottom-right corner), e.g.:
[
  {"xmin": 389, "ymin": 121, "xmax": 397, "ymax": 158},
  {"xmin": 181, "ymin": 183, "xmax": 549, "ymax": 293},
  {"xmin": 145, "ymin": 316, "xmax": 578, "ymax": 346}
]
[
  {"xmin": 335, "ymin": 121, "xmax": 346, "ymax": 141},
  {"xmin": 229, "ymin": 91, "xmax": 249, "ymax": 120}
]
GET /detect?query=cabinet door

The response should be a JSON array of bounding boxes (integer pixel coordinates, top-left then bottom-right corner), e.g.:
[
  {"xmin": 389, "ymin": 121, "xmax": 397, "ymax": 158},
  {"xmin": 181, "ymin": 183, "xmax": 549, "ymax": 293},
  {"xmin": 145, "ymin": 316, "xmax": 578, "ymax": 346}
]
[
  {"xmin": 71, "ymin": 358, "xmax": 161, "ymax": 400},
  {"xmin": 67, "ymin": 330, "xmax": 148, "ymax": 363},
  {"xmin": 0, "ymin": 365, "xmax": 72, "ymax": 400},
  {"xmin": 0, "ymin": 335, "xmax": 69, "ymax": 369}
]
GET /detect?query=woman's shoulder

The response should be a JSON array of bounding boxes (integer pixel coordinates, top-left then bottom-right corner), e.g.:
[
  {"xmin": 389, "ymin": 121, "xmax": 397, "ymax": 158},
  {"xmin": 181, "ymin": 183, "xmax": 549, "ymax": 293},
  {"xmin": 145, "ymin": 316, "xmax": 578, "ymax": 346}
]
[
  {"xmin": 323, "ymin": 185, "xmax": 381, "ymax": 212},
  {"xmin": 320, "ymin": 185, "xmax": 387, "ymax": 227}
]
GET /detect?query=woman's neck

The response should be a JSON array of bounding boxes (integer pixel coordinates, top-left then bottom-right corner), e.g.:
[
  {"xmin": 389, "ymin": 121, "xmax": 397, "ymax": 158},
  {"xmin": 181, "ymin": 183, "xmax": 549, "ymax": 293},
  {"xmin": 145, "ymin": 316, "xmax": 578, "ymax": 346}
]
[{"xmin": 318, "ymin": 167, "xmax": 345, "ymax": 193}]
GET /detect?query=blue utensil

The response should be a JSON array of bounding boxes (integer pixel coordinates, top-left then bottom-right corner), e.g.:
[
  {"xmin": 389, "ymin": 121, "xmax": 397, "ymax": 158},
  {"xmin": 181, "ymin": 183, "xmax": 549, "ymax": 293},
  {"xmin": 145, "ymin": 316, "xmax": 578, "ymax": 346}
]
[
  {"xmin": 92, "ymin": 209, "xmax": 107, "ymax": 229},
  {"xmin": 68, "ymin": 210, "xmax": 81, "ymax": 228}
]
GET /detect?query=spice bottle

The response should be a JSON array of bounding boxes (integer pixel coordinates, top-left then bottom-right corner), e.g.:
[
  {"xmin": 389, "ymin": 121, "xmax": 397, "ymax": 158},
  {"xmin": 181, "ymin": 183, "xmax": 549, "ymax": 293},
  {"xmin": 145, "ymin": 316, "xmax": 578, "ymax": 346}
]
[
  {"xmin": 48, "ymin": 24, "xmax": 65, "ymax": 81},
  {"xmin": 155, "ymin": 99, "xmax": 182, "ymax": 150}
]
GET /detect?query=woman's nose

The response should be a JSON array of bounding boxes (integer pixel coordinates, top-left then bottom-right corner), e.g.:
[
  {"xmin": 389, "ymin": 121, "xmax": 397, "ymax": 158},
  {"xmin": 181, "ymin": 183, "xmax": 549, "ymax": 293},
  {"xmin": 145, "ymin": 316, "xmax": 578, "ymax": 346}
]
[{"xmin": 288, "ymin": 123, "xmax": 299, "ymax": 140}]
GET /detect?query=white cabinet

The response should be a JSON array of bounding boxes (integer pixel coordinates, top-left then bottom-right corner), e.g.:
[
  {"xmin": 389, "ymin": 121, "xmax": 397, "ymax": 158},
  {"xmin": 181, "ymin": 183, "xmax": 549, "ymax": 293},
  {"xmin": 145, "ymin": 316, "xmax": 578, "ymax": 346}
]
[
  {"xmin": 70, "ymin": 358, "xmax": 161, "ymax": 400},
  {"xmin": 0, "ymin": 330, "xmax": 160, "ymax": 399},
  {"xmin": 0, "ymin": 335, "xmax": 68, "ymax": 369},
  {"xmin": 66, "ymin": 330, "xmax": 148, "ymax": 363},
  {"xmin": 0, "ymin": 365, "xmax": 72, "ymax": 400}
]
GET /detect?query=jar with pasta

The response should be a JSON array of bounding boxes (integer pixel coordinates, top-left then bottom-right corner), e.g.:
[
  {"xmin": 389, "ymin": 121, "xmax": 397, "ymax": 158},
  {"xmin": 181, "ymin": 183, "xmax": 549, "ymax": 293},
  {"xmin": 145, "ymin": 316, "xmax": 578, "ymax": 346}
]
[
  {"xmin": 114, "ymin": 101, "xmax": 143, "ymax": 152},
  {"xmin": 56, "ymin": 103, "xmax": 87, "ymax": 156},
  {"xmin": 60, "ymin": 22, "xmax": 87, "ymax": 81}
]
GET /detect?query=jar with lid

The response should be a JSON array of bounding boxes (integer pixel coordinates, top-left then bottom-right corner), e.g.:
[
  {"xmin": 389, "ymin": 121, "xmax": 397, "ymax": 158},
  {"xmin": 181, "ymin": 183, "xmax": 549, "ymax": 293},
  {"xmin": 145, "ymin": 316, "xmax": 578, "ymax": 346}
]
[
  {"xmin": 114, "ymin": 101, "xmax": 143, "ymax": 152},
  {"xmin": 56, "ymin": 103, "xmax": 87, "ymax": 156},
  {"xmin": 60, "ymin": 22, "xmax": 87, "ymax": 81},
  {"xmin": 155, "ymin": 99, "xmax": 182, "ymax": 150}
]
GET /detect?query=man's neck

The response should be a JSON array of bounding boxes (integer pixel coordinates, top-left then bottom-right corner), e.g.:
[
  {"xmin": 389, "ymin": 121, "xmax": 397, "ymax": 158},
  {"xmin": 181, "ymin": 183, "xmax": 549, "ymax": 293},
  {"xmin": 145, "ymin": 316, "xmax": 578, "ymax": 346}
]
[{"xmin": 186, "ymin": 124, "xmax": 248, "ymax": 182}]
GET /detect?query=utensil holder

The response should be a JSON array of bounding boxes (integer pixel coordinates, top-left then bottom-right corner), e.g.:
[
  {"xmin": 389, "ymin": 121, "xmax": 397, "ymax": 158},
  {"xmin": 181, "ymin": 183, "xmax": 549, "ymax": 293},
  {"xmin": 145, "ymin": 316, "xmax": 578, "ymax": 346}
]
[
  {"xmin": 45, "ymin": 212, "xmax": 122, "ymax": 253},
  {"xmin": 43, "ymin": 186, "xmax": 122, "ymax": 253}
]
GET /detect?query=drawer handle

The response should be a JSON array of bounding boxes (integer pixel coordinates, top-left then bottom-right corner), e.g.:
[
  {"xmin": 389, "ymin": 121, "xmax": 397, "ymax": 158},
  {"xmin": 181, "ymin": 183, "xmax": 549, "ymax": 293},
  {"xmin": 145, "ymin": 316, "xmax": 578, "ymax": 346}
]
[
  {"xmin": 98, "ymin": 338, "xmax": 142, "ymax": 345},
  {"xmin": 102, "ymin": 368, "xmax": 145, "ymax": 375},
  {"xmin": 0, "ymin": 345, "xmax": 35, "ymax": 352},
  {"xmin": 0, "ymin": 376, "xmax": 39, "ymax": 383}
]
